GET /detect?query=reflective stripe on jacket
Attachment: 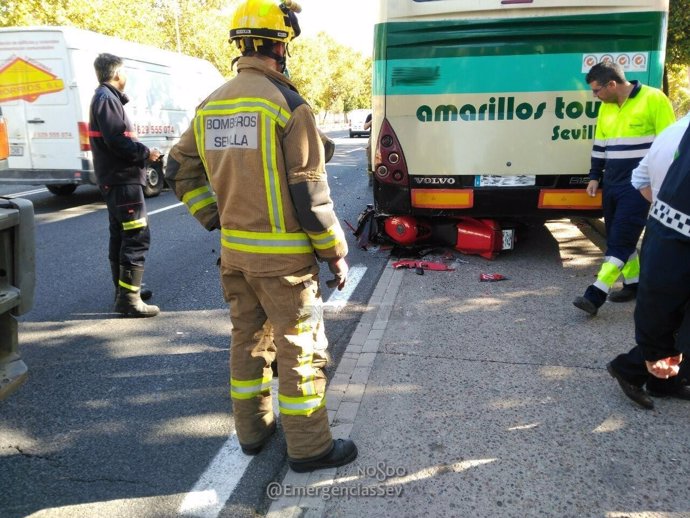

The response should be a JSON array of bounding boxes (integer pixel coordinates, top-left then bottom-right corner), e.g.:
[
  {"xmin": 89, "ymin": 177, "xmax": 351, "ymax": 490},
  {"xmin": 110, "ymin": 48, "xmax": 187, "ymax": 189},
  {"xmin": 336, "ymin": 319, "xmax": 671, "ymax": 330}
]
[
  {"xmin": 589, "ymin": 81, "xmax": 675, "ymax": 187},
  {"xmin": 168, "ymin": 56, "xmax": 347, "ymax": 276}
]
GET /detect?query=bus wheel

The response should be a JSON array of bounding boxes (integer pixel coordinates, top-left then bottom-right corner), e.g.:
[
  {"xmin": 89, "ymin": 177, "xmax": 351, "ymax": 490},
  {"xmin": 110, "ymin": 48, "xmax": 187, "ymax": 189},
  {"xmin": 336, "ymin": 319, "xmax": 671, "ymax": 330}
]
[
  {"xmin": 46, "ymin": 184, "xmax": 77, "ymax": 196},
  {"xmin": 143, "ymin": 164, "xmax": 164, "ymax": 198}
]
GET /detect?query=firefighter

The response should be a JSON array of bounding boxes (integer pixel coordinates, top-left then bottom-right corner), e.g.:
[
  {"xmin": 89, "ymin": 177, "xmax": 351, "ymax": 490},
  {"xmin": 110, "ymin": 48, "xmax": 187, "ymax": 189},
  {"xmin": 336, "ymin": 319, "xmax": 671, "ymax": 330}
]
[
  {"xmin": 89, "ymin": 53, "xmax": 160, "ymax": 318},
  {"xmin": 165, "ymin": 0, "xmax": 357, "ymax": 472},
  {"xmin": 573, "ymin": 62, "xmax": 675, "ymax": 316}
]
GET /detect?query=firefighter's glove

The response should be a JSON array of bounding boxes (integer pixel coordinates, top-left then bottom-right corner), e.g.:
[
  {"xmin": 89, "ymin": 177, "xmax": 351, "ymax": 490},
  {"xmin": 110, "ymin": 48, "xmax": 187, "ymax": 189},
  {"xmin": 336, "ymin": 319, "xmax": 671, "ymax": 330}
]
[
  {"xmin": 204, "ymin": 213, "xmax": 221, "ymax": 231},
  {"xmin": 326, "ymin": 257, "xmax": 348, "ymax": 290}
]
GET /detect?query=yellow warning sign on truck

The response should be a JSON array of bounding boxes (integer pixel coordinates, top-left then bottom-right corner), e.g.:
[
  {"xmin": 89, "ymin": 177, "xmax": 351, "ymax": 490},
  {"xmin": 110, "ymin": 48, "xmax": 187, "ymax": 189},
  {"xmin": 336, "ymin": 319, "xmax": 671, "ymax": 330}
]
[{"xmin": 0, "ymin": 57, "xmax": 65, "ymax": 103}]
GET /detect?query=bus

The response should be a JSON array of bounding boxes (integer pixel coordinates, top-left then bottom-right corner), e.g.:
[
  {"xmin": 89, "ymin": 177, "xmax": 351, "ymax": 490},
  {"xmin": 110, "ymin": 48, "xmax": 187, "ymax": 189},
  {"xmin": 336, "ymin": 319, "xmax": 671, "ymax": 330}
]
[{"xmin": 371, "ymin": 0, "xmax": 669, "ymax": 233}]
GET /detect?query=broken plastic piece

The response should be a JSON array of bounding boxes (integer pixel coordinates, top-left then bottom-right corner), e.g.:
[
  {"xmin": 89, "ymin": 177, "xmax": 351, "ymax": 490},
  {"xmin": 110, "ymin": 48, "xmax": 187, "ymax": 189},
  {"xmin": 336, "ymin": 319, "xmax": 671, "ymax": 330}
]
[
  {"xmin": 479, "ymin": 273, "xmax": 509, "ymax": 282},
  {"xmin": 392, "ymin": 260, "xmax": 455, "ymax": 272}
]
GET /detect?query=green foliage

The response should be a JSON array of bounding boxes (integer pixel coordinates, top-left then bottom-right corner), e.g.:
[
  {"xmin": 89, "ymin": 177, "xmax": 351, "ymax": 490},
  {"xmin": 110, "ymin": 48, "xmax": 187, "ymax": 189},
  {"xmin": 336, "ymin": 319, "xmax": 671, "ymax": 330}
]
[
  {"xmin": 289, "ymin": 33, "xmax": 372, "ymax": 118},
  {"xmin": 667, "ymin": 64, "xmax": 690, "ymax": 117},
  {"xmin": 667, "ymin": 0, "xmax": 690, "ymax": 66}
]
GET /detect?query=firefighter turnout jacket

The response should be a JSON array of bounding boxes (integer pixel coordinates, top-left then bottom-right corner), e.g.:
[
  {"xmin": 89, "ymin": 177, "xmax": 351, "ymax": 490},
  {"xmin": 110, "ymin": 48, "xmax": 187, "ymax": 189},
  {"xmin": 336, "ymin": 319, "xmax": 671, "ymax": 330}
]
[
  {"xmin": 89, "ymin": 84, "xmax": 151, "ymax": 186},
  {"xmin": 589, "ymin": 81, "xmax": 675, "ymax": 187},
  {"xmin": 166, "ymin": 56, "xmax": 347, "ymax": 275}
]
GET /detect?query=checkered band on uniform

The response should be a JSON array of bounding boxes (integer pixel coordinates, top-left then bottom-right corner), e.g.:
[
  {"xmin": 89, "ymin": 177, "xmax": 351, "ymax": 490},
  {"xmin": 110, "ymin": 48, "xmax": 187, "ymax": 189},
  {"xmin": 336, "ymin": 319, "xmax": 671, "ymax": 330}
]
[{"xmin": 650, "ymin": 199, "xmax": 690, "ymax": 239}]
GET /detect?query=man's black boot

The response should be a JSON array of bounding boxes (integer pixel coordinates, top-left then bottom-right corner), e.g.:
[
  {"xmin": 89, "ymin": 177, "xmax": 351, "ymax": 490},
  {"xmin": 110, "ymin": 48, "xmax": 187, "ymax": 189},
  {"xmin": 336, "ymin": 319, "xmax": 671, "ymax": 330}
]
[
  {"xmin": 607, "ymin": 363, "xmax": 654, "ymax": 409},
  {"xmin": 608, "ymin": 283, "xmax": 638, "ymax": 303},
  {"xmin": 111, "ymin": 261, "xmax": 152, "ymax": 302},
  {"xmin": 573, "ymin": 285, "xmax": 607, "ymax": 316},
  {"xmin": 240, "ymin": 421, "xmax": 277, "ymax": 456},
  {"xmin": 115, "ymin": 267, "xmax": 160, "ymax": 318},
  {"xmin": 288, "ymin": 439, "xmax": 358, "ymax": 473}
]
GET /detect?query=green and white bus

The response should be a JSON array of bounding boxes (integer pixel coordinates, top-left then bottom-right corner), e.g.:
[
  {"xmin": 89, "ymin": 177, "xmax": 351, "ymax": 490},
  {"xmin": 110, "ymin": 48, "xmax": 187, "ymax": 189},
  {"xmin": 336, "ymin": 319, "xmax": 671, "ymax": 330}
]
[{"xmin": 371, "ymin": 0, "xmax": 669, "ymax": 221}]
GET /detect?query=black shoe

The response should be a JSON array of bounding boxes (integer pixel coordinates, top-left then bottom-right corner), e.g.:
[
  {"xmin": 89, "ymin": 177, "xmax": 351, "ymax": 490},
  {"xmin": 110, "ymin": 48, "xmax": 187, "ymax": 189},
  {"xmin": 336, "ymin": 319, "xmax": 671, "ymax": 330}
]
[
  {"xmin": 288, "ymin": 439, "xmax": 358, "ymax": 473},
  {"xmin": 606, "ymin": 363, "xmax": 654, "ymax": 409},
  {"xmin": 573, "ymin": 296, "xmax": 598, "ymax": 316},
  {"xmin": 240, "ymin": 421, "xmax": 277, "ymax": 456},
  {"xmin": 573, "ymin": 285, "xmax": 607, "ymax": 316},
  {"xmin": 608, "ymin": 283, "xmax": 637, "ymax": 303},
  {"xmin": 647, "ymin": 385, "xmax": 690, "ymax": 400}
]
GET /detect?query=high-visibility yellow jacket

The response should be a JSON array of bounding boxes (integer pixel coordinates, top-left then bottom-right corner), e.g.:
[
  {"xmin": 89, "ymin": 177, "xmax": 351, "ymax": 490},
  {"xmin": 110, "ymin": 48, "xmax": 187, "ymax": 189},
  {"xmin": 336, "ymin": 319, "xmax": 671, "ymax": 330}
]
[
  {"xmin": 167, "ymin": 56, "xmax": 347, "ymax": 276},
  {"xmin": 590, "ymin": 81, "xmax": 675, "ymax": 187}
]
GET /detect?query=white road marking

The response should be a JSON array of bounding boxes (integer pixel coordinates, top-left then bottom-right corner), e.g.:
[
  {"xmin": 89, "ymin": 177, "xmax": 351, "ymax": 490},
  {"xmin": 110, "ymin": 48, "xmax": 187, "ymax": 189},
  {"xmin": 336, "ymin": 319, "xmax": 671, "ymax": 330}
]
[
  {"xmin": 148, "ymin": 202, "xmax": 183, "ymax": 216},
  {"xmin": 323, "ymin": 265, "xmax": 367, "ymax": 311},
  {"xmin": 179, "ymin": 383, "xmax": 281, "ymax": 518},
  {"xmin": 178, "ymin": 435, "xmax": 252, "ymax": 518},
  {"xmin": 5, "ymin": 187, "xmax": 48, "ymax": 197}
]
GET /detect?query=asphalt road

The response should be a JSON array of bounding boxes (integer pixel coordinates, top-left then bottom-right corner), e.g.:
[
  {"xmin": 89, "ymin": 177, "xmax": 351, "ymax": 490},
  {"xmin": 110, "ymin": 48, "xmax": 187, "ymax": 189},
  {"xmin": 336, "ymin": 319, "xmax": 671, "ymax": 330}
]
[
  {"xmin": 1, "ymin": 130, "xmax": 621, "ymax": 518},
  {"xmin": 0, "ymin": 130, "xmax": 387, "ymax": 518}
]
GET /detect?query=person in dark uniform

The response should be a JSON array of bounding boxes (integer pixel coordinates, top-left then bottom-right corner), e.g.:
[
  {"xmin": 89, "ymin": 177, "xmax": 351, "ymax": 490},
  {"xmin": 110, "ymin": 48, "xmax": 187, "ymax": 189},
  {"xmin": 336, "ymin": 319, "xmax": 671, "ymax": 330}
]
[
  {"xmin": 89, "ymin": 53, "xmax": 160, "ymax": 318},
  {"xmin": 607, "ymin": 122, "xmax": 690, "ymax": 409}
]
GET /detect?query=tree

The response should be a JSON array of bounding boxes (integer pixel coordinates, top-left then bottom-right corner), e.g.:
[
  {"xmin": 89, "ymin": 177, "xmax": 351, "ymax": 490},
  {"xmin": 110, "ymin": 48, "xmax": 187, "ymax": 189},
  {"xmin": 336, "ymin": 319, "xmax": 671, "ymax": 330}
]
[
  {"xmin": 667, "ymin": 0, "xmax": 690, "ymax": 66},
  {"xmin": 289, "ymin": 33, "xmax": 372, "ymax": 120},
  {"xmin": 666, "ymin": 0, "xmax": 690, "ymax": 116}
]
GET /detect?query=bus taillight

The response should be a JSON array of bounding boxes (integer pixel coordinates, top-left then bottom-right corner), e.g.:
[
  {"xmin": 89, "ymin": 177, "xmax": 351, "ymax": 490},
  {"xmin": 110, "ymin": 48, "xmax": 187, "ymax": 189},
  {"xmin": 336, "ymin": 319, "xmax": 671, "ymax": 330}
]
[{"xmin": 374, "ymin": 119, "xmax": 409, "ymax": 186}]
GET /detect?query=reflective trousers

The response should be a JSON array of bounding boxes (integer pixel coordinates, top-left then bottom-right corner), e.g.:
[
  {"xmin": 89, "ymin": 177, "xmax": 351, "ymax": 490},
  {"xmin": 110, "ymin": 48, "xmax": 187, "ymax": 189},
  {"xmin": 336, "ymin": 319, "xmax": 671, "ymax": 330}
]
[
  {"xmin": 100, "ymin": 184, "xmax": 150, "ymax": 268},
  {"xmin": 220, "ymin": 264, "xmax": 332, "ymax": 460},
  {"xmin": 595, "ymin": 183, "xmax": 650, "ymax": 292}
]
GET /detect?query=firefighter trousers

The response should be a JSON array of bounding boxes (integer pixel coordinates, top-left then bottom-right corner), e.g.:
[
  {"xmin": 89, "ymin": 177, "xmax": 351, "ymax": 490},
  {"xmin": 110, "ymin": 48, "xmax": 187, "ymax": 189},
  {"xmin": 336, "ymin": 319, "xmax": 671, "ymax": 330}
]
[
  {"xmin": 100, "ymin": 184, "xmax": 150, "ymax": 268},
  {"xmin": 220, "ymin": 263, "xmax": 332, "ymax": 460}
]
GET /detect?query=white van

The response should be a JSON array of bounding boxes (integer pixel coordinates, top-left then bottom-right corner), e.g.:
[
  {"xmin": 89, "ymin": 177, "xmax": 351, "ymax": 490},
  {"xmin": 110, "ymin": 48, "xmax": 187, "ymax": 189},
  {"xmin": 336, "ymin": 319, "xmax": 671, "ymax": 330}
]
[
  {"xmin": 348, "ymin": 108, "xmax": 372, "ymax": 138},
  {"xmin": 0, "ymin": 26, "xmax": 225, "ymax": 196}
]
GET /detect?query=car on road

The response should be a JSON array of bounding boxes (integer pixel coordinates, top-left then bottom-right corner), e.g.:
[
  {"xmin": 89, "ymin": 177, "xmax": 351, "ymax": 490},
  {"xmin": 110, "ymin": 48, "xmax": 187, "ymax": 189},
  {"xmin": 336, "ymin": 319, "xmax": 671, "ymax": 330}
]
[{"xmin": 348, "ymin": 109, "xmax": 372, "ymax": 138}]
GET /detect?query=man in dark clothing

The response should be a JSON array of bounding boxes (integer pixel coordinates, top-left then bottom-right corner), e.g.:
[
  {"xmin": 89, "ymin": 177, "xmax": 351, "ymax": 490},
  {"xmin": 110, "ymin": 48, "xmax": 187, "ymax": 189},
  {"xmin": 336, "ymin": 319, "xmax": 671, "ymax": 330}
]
[
  {"xmin": 607, "ymin": 122, "xmax": 690, "ymax": 409},
  {"xmin": 89, "ymin": 53, "xmax": 160, "ymax": 318}
]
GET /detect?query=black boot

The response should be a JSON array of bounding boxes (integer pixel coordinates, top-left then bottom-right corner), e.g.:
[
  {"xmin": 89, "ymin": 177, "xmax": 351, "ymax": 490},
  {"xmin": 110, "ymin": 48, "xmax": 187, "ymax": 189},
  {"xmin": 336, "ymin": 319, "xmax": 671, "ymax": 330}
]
[
  {"xmin": 608, "ymin": 283, "xmax": 637, "ymax": 303},
  {"xmin": 573, "ymin": 285, "xmax": 607, "ymax": 316},
  {"xmin": 115, "ymin": 267, "xmax": 160, "ymax": 318},
  {"xmin": 111, "ymin": 261, "xmax": 152, "ymax": 301},
  {"xmin": 288, "ymin": 439, "xmax": 358, "ymax": 473}
]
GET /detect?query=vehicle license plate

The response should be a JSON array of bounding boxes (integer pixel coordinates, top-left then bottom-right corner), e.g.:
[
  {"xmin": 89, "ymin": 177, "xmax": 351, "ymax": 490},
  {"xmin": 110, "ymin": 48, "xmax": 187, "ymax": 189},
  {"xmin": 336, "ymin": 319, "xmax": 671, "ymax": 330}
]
[
  {"xmin": 10, "ymin": 144, "xmax": 24, "ymax": 157},
  {"xmin": 502, "ymin": 229, "xmax": 515, "ymax": 250},
  {"xmin": 475, "ymin": 175, "xmax": 536, "ymax": 187}
]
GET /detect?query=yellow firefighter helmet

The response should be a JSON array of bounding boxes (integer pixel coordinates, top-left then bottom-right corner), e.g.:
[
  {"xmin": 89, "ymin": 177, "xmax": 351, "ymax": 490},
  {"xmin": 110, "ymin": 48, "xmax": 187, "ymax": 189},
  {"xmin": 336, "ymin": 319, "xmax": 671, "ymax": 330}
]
[{"xmin": 229, "ymin": 0, "xmax": 302, "ymax": 52}]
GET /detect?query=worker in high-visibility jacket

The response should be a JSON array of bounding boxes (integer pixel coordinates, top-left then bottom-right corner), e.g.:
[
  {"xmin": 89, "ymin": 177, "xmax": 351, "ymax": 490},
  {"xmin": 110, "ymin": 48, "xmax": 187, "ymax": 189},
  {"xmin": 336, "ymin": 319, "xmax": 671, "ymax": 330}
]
[
  {"xmin": 573, "ymin": 62, "xmax": 675, "ymax": 316},
  {"xmin": 165, "ymin": 0, "xmax": 357, "ymax": 473}
]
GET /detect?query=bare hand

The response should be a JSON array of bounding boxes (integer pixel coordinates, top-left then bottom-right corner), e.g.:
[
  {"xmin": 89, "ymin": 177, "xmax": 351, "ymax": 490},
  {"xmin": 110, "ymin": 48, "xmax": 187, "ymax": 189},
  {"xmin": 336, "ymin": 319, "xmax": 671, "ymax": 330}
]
[
  {"xmin": 326, "ymin": 257, "xmax": 348, "ymax": 290},
  {"xmin": 586, "ymin": 179, "xmax": 599, "ymax": 197},
  {"xmin": 149, "ymin": 148, "xmax": 162, "ymax": 162},
  {"xmin": 645, "ymin": 354, "xmax": 683, "ymax": 379}
]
